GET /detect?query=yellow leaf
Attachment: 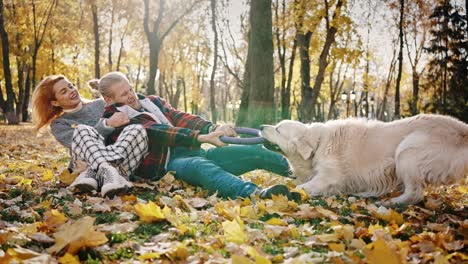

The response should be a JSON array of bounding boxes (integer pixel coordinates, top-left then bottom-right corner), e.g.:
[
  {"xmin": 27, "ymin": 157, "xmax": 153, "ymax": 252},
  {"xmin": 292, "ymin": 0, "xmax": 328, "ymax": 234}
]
[
  {"xmin": 265, "ymin": 217, "xmax": 288, "ymax": 226},
  {"xmin": 364, "ymin": 238, "xmax": 401, "ymax": 264},
  {"xmin": 222, "ymin": 217, "xmax": 248, "ymax": 244},
  {"xmin": 42, "ymin": 170, "xmax": 55, "ymax": 182},
  {"xmin": 47, "ymin": 216, "xmax": 108, "ymax": 254},
  {"xmin": 44, "ymin": 209, "xmax": 67, "ymax": 229},
  {"xmin": 134, "ymin": 201, "xmax": 165, "ymax": 223},
  {"xmin": 246, "ymin": 246, "xmax": 272, "ymax": 264},
  {"xmin": 17, "ymin": 178, "xmax": 32, "ymax": 188},
  {"xmin": 138, "ymin": 252, "xmax": 161, "ymax": 260},
  {"xmin": 368, "ymin": 223, "xmax": 384, "ymax": 235},
  {"xmin": 58, "ymin": 253, "xmax": 81, "ymax": 264},
  {"xmin": 232, "ymin": 254, "xmax": 253, "ymax": 264},
  {"xmin": 58, "ymin": 170, "xmax": 78, "ymax": 186},
  {"xmin": 329, "ymin": 243, "xmax": 345, "ymax": 252},
  {"xmin": 371, "ymin": 207, "xmax": 404, "ymax": 225},
  {"xmin": 457, "ymin": 185, "xmax": 468, "ymax": 194}
]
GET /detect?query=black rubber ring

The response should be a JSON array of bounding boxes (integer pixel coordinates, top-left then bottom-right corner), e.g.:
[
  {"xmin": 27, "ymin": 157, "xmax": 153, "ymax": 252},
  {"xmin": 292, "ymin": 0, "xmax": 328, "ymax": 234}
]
[{"xmin": 219, "ymin": 127, "xmax": 265, "ymax": 145}]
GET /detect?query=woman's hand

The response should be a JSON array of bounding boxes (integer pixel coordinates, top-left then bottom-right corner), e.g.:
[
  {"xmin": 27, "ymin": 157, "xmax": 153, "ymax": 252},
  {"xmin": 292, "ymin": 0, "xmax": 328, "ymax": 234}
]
[
  {"xmin": 197, "ymin": 130, "xmax": 227, "ymax": 147},
  {"xmin": 106, "ymin": 112, "xmax": 130, "ymax": 127},
  {"xmin": 214, "ymin": 124, "xmax": 237, "ymax": 137}
]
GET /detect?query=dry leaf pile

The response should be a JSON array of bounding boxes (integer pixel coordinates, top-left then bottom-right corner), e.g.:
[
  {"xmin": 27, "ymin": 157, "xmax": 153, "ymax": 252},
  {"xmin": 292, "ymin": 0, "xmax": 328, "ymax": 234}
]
[{"xmin": 0, "ymin": 124, "xmax": 466, "ymax": 263}]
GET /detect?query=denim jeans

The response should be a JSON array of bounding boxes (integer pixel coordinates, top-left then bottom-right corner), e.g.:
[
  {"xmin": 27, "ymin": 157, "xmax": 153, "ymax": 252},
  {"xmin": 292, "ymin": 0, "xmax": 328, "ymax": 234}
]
[{"xmin": 166, "ymin": 145, "xmax": 290, "ymax": 199}]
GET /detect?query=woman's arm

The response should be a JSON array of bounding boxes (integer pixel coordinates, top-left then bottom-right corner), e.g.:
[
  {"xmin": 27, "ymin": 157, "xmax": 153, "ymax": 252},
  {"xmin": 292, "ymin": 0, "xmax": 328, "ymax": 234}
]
[{"xmin": 50, "ymin": 119, "xmax": 75, "ymax": 148}]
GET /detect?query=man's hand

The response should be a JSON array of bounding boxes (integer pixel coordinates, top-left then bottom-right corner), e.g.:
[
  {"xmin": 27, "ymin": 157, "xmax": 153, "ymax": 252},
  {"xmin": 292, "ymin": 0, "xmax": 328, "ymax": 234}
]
[
  {"xmin": 214, "ymin": 124, "xmax": 237, "ymax": 137},
  {"xmin": 106, "ymin": 112, "xmax": 130, "ymax": 127},
  {"xmin": 197, "ymin": 131, "xmax": 227, "ymax": 147}
]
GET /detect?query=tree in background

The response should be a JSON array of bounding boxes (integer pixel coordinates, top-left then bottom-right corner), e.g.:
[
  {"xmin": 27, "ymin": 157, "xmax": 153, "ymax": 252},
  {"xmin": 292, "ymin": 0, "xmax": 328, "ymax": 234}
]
[
  {"xmin": 143, "ymin": 0, "xmax": 200, "ymax": 96},
  {"xmin": 394, "ymin": 0, "xmax": 404, "ymax": 119},
  {"xmin": 0, "ymin": 0, "xmax": 18, "ymax": 124},
  {"xmin": 426, "ymin": 0, "xmax": 467, "ymax": 122},
  {"xmin": 240, "ymin": 0, "xmax": 275, "ymax": 128}
]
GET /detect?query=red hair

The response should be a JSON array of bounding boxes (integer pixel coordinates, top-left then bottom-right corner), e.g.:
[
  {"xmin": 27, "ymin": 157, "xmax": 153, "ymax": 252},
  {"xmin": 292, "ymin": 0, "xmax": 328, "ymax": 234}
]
[{"xmin": 32, "ymin": 75, "xmax": 65, "ymax": 132}]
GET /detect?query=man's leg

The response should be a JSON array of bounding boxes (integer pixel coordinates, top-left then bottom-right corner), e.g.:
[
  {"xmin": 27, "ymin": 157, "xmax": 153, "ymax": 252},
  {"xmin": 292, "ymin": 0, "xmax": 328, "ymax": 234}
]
[
  {"xmin": 203, "ymin": 145, "xmax": 291, "ymax": 177},
  {"xmin": 167, "ymin": 156, "xmax": 258, "ymax": 199}
]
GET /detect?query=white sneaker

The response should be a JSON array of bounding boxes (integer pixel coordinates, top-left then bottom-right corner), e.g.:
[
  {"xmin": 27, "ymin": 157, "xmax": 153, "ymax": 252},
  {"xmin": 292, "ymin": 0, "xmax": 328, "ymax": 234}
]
[
  {"xmin": 70, "ymin": 168, "xmax": 99, "ymax": 193},
  {"xmin": 98, "ymin": 163, "xmax": 133, "ymax": 198}
]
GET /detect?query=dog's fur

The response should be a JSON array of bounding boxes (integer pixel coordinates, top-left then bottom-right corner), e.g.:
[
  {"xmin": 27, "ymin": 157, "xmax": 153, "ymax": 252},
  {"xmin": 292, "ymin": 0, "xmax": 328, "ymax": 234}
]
[{"xmin": 261, "ymin": 114, "xmax": 468, "ymax": 205}]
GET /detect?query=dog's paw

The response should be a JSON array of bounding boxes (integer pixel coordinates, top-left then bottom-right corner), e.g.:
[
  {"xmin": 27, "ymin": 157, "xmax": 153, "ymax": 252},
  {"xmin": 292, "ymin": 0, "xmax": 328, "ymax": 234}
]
[{"xmin": 296, "ymin": 183, "xmax": 315, "ymax": 195}]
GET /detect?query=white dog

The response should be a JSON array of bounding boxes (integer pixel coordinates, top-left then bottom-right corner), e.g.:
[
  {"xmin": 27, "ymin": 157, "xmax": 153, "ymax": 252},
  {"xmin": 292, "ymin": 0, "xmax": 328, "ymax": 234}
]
[{"xmin": 260, "ymin": 114, "xmax": 468, "ymax": 205}]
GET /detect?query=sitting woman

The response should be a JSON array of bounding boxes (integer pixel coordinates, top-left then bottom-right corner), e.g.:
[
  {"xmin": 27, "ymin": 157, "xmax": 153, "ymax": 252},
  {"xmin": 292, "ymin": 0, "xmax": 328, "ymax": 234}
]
[
  {"xmin": 32, "ymin": 75, "xmax": 149, "ymax": 197},
  {"xmin": 89, "ymin": 71, "xmax": 297, "ymax": 200}
]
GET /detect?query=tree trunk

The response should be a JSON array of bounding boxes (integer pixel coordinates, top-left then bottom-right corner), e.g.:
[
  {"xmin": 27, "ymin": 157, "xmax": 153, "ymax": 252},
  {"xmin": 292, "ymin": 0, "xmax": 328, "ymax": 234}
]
[
  {"xmin": 236, "ymin": 33, "xmax": 251, "ymax": 127},
  {"xmin": 16, "ymin": 58, "xmax": 24, "ymax": 121},
  {"xmin": 310, "ymin": 0, "xmax": 343, "ymax": 120},
  {"xmin": 394, "ymin": 0, "xmax": 404, "ymax": 119},
  {"xmin": 0, "ymin": 0, "xmax": 19, "ymax": 124},
  {"xmin": 144, "ymin": 0, "xmax": 199, "ymax": 96},
  {"xmin": 246, "ymin": 0, "xmax": 275, "ymax": 128},
  {"xmin": 284, "ymin": 37, "xmax": 297, "ymax": 119},
  {"xmin": 135, "ymin": 45, "xmax": 144, "ymax": 92},
  {"xmin": 91, "ymin": 2, "xmax": 100, "ymax": 78},
  {"xmin": 297, "ymin": 30, "xmax": 312, "ymax": 122},
  {"xmin": 108, "ymin": 3, "xmax": 114, "ymax": 72},
  {"xmin": 22, "ymin": 67, "xmax": 31, "ymax": 122},
  {"xmin": 209, "ymin": 0, "xmax": 218, "ymax": 123},
  {"xmin": 410, "ymin": 69, "xmax": 419, "ymax": 115}
]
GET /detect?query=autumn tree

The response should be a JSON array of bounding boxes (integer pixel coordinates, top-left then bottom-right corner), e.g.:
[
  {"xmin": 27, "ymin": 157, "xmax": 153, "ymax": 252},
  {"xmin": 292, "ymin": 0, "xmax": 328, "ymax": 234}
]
[
  {"xmin": 239, "ymin": 0, "xmax": 275, "ymax": 128},
  {"xmin": 143, "ymin": 0, "xmax": 200, "ymax": 96},
  {"xmin": 404, "ymin": 0, "xmax": 434, "ymax": 115},
  {"xmin": 0, "ymin": 0, "xmax": 18, "ymax": 124},
  {"xmin": 426, "ymin": 1, "xmax": 467, "ymax": 121},
  {"xmin": 393, "ymin": 0, "xmax": 404, "ymax": 119}
]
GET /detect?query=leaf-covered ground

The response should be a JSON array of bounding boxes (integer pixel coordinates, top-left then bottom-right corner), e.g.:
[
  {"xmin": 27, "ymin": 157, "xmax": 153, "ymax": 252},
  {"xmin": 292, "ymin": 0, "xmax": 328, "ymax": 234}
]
[{"xmin": 0, "ymin": 124, "xmax": 466, "ymax": 264}]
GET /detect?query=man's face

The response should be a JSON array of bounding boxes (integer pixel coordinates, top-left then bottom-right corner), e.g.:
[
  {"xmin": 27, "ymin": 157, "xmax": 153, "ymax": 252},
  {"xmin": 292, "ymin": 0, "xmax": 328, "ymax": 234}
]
[{"xmin": 107, "ymin": 80, "xmax": 140, "ymax": 109}]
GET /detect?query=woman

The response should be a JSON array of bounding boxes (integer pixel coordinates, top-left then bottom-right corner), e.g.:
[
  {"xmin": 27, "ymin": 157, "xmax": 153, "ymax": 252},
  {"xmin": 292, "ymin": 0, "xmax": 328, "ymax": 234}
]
[
  {"xmin": 89, "ymin": 71, "xmax": 298, "ymax": 200},
  {"xmin": 32, "ymin": 75, "xmax": 148, "ymax": 197}
]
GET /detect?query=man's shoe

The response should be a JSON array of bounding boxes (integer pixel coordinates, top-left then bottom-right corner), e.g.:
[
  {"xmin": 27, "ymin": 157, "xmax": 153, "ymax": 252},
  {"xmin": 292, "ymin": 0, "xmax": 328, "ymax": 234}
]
[
  {"xmin": 70, "ymin": 168, "xmax": 98, "ymax": 193},
  {"xmin": 98, "ymin": 163, "xmax": 133, "ymax": 198},
  {"xmin": 258, "ymin": 184, "xmax": 290, "ymax": 199}
]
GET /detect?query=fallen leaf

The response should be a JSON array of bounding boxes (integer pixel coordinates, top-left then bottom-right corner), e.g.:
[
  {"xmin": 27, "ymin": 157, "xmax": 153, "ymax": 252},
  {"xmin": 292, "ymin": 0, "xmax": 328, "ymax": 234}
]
[
  {"xmin": 42, "ymin": 170, "xmax": 55, "ymax": 182},
  {"xmin": 364, "ymin": 237, "xmax": 401, "ymax": 264},
  {"xmin": 47, "ymin": 216, "xmax": 108, "ymax": 254},
  {"xmin": 58, "ymin": 169, "xmax": 78, "ymax": 186},
  {"xmin": 134, "ymin": 201, "xmax": 166, "ymax": 223},
  {"xmin": 222, "ymin": 217, "xmax": 248, "ymax": 244}
]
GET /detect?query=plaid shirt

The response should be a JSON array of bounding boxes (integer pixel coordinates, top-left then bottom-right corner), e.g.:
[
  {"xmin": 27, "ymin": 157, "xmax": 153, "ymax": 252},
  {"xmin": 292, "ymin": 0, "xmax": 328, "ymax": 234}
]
[{"xmin": 103, "ymin": 94, "xmax": 212, "ymax": 181}]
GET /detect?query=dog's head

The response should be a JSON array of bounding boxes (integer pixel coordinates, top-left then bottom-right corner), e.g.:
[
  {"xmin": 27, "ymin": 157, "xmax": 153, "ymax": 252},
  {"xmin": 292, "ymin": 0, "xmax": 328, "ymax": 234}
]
[{"xmin": 261, "ymin": 120, "xmax": 322, "ymax": 160}]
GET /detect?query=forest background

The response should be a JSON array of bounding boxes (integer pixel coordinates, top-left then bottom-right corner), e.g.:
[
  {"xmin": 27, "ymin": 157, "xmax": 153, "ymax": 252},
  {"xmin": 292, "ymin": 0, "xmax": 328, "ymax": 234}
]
[{"xmin": 0, "ymin": 0, "xmax": 467, "ymax": 128}]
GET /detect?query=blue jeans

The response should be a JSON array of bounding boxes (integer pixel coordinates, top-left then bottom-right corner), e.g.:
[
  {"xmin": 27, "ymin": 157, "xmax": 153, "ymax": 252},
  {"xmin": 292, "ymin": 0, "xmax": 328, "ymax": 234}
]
[{"xmin": 166, "ymin": 145, "xmax": 291, "ymax": 199}]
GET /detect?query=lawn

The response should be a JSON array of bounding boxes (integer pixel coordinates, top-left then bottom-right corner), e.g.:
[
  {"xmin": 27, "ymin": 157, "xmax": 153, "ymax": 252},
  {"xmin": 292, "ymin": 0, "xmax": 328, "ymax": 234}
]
[{"xmin": 0, "ymin": 124, "xmax": 466, "ymax": 263}]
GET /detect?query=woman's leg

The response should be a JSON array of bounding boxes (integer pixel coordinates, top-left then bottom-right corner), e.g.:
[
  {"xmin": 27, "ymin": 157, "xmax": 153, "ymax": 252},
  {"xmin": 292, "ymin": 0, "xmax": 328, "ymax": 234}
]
[
  {"xmin": 70, "ymin": 124, "xmax": 148, "ymax": 197},
  {"xmin": 203, "ymin": 145, "xmax": 291, "ymax": 177},
  {"xmin": 71, "ymin": 124, "xmax": 148, "ymax": 176},
  {"xmin": 167, "ymin": 155, "xmax": 258, "ymax": 199}
]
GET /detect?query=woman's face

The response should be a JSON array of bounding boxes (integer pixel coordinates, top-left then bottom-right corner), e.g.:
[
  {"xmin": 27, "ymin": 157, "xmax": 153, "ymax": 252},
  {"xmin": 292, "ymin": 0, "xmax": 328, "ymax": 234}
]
[
  {"xmin": 52, "ymin": 78, "xmax": 81, "ymax": 110},
  {"xmin": 107, "ymin": 79, "xmax": 140, "ymax": 109}
]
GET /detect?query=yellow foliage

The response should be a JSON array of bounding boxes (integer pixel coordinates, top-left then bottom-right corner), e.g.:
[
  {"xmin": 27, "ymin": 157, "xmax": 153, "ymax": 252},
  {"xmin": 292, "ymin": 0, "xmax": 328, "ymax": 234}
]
[
  {"xmin": 134, "ymin": 201, "xmax": 166, "ymax": 223},
  {"xmin": 364, "ymin": 238, "xmax": 402, "ymax": 264},
  {"xmin": 58, "ymin": 253, "xmax": 81, "ymax": 264},
  {"xmin": 222, "ymin": 217, "xmax": 248, "ymax": 244},
  {"xmin": 47, "ymin": 216, "xmax": 108, "ymax": 254}
]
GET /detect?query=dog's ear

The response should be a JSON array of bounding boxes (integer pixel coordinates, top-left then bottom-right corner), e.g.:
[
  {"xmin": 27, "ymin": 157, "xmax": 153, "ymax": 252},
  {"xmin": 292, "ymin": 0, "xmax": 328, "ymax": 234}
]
[{"xmin": 292, "ymin": 136, "xmax": 314, "ymax": 160}]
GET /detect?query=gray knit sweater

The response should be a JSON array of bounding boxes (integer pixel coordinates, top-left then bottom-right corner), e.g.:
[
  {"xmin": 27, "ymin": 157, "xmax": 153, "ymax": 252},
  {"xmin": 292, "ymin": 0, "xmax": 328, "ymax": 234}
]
[{"xmin": 50, "ymin": 99, "xmax": 114, "ymax": 149}]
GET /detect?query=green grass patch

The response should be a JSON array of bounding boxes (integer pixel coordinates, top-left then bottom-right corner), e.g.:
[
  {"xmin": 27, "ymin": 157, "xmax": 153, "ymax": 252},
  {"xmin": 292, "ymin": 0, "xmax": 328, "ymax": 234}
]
[
  {"xmin": 133, "ymin": 222, "xmax": 169, "ymax": 240},
  {"xmin": 94, "ymin": 212, "xmax": 119, "ymax": 225}
]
